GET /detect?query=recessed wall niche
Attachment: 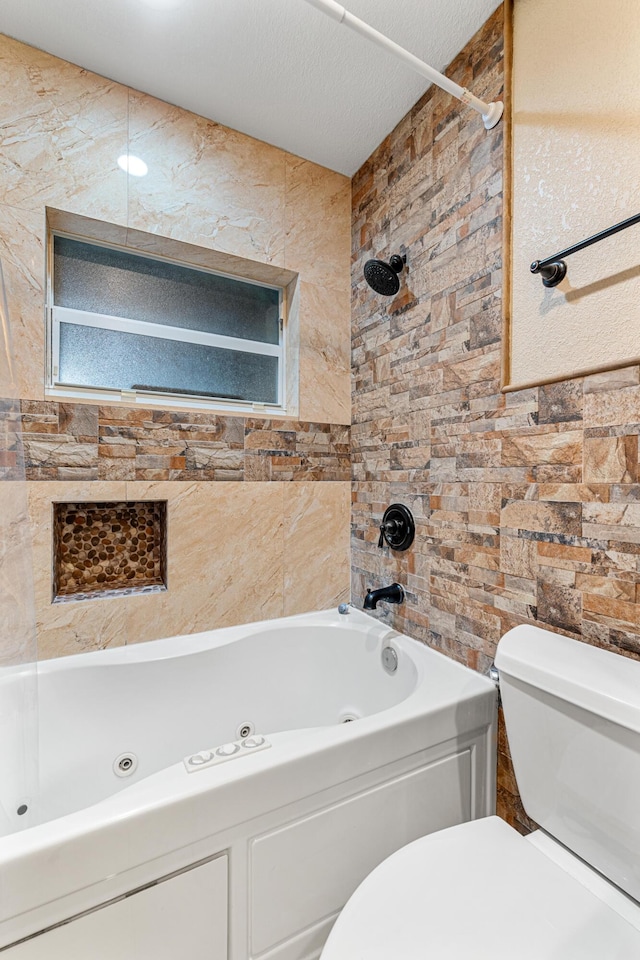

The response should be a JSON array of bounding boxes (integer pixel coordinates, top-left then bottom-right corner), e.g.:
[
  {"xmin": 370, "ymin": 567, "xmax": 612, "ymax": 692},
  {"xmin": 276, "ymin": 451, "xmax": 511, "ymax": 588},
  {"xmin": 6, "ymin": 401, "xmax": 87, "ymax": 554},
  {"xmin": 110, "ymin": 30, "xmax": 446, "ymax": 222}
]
[{"xmin": 52, "ymin": 501, "xmax": 167, "ymax": 603}]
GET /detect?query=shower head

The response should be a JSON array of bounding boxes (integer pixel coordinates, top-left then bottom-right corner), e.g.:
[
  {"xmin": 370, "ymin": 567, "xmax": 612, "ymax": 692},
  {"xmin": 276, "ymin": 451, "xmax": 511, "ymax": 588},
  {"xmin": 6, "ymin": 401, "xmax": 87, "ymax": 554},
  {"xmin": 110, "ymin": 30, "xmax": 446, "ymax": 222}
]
[{"xmin": 363, "ymin": 254, "xmax": 406, "ymax": 296}]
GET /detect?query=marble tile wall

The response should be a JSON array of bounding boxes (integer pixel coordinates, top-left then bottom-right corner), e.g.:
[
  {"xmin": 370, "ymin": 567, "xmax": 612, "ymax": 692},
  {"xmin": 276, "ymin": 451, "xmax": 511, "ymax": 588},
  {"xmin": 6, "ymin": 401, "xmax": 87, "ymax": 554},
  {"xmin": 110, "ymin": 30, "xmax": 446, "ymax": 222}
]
[
  {"xmin": 350, "ymin": 5, "xmax": 640, "ymax": 833},
  {"xmin": 0, "ymin": 480, "xmax": 349, "ymax": 661},
  {"xmin": 0, "ymin": 32, "xmax": 351, "ymax": 424},
  {"xmin": 0, "ymin": 33, "xmax": 352, "ymax": 661}
]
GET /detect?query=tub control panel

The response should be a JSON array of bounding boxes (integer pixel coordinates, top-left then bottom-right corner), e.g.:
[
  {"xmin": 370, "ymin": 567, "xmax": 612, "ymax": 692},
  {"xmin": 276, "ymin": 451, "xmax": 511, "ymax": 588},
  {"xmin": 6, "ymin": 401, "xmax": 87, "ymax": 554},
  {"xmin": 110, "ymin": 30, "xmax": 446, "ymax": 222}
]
[{"xmin": 184, "ymin": 735, "xmax": 271, "ymax": 773}]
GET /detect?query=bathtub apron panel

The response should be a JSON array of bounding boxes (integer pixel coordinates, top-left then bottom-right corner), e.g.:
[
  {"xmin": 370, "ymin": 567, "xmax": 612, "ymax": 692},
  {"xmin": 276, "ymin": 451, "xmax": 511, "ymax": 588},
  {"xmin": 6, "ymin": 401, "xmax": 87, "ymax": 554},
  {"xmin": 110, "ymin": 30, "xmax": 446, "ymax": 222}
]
[{"xmin": 2, "ymin": 854, "xmax": 227, "ymax": 960}]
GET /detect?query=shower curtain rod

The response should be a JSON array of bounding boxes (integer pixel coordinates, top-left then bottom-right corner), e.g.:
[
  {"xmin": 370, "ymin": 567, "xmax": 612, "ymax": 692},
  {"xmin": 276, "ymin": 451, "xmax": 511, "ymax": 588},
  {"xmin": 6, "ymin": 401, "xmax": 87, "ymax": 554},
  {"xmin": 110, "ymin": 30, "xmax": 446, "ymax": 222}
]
[{"xmin": 301, "ymin": 0, "xmax": 503, "ymax": 130}]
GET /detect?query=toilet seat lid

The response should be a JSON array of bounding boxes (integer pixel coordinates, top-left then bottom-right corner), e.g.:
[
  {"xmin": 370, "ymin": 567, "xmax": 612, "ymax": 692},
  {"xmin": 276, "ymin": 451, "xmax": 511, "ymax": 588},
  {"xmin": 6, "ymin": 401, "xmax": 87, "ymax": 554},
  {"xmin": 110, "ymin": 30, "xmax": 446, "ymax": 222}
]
[{"xmin": 321, "ymin": 816, "xmax": 640, "ymax": 960}]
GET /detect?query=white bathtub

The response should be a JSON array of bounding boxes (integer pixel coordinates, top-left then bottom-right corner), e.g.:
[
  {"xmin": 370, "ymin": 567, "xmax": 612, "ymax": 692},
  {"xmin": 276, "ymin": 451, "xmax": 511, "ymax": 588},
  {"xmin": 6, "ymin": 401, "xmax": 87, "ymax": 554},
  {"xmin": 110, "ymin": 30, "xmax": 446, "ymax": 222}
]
[{"xmin": 0, "ymin": 608, "xmax": 496, "ymax": 959}]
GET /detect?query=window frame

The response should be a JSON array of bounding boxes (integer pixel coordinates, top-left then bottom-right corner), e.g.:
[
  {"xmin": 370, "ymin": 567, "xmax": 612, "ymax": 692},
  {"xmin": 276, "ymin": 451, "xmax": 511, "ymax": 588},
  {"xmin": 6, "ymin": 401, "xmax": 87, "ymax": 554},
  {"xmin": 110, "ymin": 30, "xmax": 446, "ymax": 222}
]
[{"xmin": 46, "ymin": 230, "xmax": 287, "ymax": 414}]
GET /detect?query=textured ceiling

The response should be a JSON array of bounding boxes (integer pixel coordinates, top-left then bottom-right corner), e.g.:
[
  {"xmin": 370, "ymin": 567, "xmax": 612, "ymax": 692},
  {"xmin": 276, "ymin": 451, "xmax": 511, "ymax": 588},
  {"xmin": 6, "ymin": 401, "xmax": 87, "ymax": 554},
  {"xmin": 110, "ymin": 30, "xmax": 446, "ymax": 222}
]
[{"xmin": 0, "ymin": 0, "xmax": 501, "ymax": 175}]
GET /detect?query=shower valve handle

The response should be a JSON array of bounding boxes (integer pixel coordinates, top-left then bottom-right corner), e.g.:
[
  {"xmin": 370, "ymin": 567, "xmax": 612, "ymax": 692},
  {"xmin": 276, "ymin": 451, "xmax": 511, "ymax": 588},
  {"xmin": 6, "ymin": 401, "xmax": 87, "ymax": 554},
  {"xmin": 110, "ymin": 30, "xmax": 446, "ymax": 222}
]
[{"xmin": 378, "ymin": 519, "xmax": 400, "ymax": 548}]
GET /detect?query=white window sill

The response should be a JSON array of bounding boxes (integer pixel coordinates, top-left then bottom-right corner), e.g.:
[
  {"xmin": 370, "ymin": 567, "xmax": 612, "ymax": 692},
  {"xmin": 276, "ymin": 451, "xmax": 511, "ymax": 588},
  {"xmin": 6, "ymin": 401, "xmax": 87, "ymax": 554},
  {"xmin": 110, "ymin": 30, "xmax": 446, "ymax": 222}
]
[{"xmin": 45, "ymin": 385, "xmax": 293, "ymax": 419}]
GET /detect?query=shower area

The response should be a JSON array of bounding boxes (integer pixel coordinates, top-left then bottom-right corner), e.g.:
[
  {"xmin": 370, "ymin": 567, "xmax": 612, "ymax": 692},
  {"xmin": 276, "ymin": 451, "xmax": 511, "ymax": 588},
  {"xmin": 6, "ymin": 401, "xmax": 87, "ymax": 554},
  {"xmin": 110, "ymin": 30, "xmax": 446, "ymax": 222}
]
[{"xmin": 0, "ymin": 260, "xmax": 40, "ymax": 836}]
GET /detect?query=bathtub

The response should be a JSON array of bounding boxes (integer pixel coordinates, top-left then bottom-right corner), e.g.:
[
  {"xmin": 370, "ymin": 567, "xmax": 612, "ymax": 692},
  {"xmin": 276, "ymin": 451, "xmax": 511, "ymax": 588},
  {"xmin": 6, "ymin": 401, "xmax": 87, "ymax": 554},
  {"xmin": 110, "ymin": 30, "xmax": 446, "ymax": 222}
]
[{"xmin": 0, "ymin": 608, "xmax": 496, "ymax": 959}]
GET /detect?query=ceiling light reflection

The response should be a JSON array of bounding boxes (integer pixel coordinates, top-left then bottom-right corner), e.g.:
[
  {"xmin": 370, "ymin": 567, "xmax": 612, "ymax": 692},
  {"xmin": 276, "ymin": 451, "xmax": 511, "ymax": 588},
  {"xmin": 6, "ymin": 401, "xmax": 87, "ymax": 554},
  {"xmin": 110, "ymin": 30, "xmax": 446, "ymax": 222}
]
[{"xmin": 117, "ymin": 155, "xmax": 148, "ymax": 177}]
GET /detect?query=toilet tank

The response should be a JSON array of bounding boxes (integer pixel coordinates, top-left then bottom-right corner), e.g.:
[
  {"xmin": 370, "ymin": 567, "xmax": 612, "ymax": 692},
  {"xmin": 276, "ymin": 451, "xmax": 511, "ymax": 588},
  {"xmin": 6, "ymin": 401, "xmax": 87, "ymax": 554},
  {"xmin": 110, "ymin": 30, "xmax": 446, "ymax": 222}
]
[{"xmin": 495, "ymin": 624, "xmax": 640, "ymax": 902}]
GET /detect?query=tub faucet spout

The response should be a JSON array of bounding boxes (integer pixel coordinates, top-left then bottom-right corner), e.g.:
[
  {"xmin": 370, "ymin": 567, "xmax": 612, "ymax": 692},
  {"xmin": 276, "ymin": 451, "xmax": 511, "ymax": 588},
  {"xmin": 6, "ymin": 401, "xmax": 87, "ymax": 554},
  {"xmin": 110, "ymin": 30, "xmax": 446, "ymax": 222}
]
[{"xmin": 363, "ymin": 583, "xmax": 405, "ymax": 610}]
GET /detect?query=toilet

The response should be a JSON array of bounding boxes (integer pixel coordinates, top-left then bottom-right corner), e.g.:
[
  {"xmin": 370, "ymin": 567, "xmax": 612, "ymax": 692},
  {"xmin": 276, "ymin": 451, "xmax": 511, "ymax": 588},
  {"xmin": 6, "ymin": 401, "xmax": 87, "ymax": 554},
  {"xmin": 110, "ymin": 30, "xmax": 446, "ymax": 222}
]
[{"xmin": 321, "ymin": 623, "xmax": 640, "ymax": 958}]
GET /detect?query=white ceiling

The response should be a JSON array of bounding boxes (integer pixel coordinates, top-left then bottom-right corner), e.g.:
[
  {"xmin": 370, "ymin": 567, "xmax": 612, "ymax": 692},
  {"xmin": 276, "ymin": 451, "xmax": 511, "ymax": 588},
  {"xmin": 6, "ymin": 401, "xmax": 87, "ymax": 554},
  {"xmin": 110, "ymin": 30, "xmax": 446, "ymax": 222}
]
[{"xmin": 0, "ymin": 0, "xmax": 501, "ymax": 176}]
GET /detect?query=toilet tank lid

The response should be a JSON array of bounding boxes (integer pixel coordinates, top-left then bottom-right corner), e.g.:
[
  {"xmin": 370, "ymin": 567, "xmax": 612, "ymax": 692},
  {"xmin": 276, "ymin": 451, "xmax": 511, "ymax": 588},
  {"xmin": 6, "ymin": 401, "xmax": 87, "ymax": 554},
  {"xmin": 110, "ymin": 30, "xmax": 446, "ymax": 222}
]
[{"xmin": 495, "ymin": 624, "xmax": 640, "ymax": 734}]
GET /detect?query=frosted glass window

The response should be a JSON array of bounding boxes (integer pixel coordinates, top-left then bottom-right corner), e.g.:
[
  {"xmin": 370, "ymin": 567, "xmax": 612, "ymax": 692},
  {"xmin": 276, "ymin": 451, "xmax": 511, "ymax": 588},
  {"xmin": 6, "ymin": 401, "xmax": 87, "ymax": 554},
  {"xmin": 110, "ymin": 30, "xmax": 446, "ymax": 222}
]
[
  {"xmin": 54, "ymin": 237, "xmax": 280, "ymax": 344},
  {"xmin": 50, "ymin": 234, "xmax": 284, "ymax": 408},
  {"xmin": 59, "ymin": 324, "xmax": 279, "ymax": 404}
]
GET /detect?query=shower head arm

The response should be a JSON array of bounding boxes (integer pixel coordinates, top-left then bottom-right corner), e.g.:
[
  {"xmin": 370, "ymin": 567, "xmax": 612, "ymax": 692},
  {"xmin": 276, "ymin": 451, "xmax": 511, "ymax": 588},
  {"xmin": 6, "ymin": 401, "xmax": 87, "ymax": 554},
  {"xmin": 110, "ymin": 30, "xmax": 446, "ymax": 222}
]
[{"xmin": 301, "ymin": 0, "xmax": 503, "ymax": 130}]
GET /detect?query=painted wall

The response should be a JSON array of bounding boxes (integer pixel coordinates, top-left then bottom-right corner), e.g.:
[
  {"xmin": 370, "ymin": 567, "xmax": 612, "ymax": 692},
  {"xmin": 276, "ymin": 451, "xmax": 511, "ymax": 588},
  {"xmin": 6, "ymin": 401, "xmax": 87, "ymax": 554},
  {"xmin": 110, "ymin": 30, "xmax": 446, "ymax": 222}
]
[
  {"xmin": 0, "ymin": 33, "xmax": 351, "ymax": 660},
  {"xmin": 351, "ymin": 3, "xmax": 640, "ymax": 831},
  {"xmin": 508, "ymin": 0, "xmax": 640, "ymax": 388}
]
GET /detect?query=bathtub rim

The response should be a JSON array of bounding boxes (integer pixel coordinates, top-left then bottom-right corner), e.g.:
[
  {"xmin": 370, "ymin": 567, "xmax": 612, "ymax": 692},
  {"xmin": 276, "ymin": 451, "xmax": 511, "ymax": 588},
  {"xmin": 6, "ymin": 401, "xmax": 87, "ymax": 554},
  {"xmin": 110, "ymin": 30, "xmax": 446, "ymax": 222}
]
[{"xmin": 0, "ymin": 608, "xmax": 496, "ymax": 847}]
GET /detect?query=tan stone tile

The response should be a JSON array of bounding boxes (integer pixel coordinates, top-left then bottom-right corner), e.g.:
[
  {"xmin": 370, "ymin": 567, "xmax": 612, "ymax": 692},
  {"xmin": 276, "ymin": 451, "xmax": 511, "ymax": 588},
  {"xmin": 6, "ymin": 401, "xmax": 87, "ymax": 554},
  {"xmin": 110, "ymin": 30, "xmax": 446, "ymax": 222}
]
[
  {"xmin": 455, "ymin": 544, "xmax": 500, "ymax": 571},
  {"xmin": 537, "ymin": 540, "xmax": 593, "ymax": 570},
  {"xmin": 98, "ymin": 443, "xmax": 136, "ymax": 459},
  {"xmin": 583, "ymin": 502, "xmax": 640, "ymax": 543},
  {"xmin": 502, "ymin": 431, "xmax": 582, "ymax": 467},
  {"xmin": 123, "ymin": 481, "xmax": 284, "ymax": 643},
  {"xmin": 469, "ymin": 481, "xmax": 501, "ymax": 515},
  {"xmin": 442, "ymin": 351, "xmax": 500, "ymax": 390},
  {"xmin": 583, "ymin": 435, "xmax": 638, "ymax": 483},
  {"xmin": 244, "ymin": 455, "xmax": 271, "ymax": 481},
  {"xmin": 537, "ymin": 564, "xmax": 575, "ymax": 587},
  {"xmin": 127, "ymin": 91, "xmax": 286, "ymax": 265},
  {"xmin": 244, "ymin": 430, "xmax": 295, "ymax": 451},
  {"xmin": 298, "ymin": 282, "xmax": 350, "ymax": 425},
  {"xmin": 0, "ymin": 35, "xmax": 127, "ymax": 221},
  {"xmin": 284, "ymin": 155, "xmax": 351, "ymax": 290},
  {"xmin": 24, "ymin": 437, "xmax": 98, "ymax": 469},
  {"xmin": 575, "ymin": 573, "xmax": 635, "ymax": 601},
  {"xmin": 538, "ymin": 380, "xmax": 583, "ymax": 424},
  {"xmin": 98, "ymin": 457, "xmax": 137, "ymax": 481},
  {"xmin": 604, "ymin": 549, "xmax": 639, "ymax": 574},
  {"xmin": 537, "ymin": 580, "xmax": 582, "ymax": 632},
  {"xmin": 583, "ymin": 366, "xmax": 640, "ymax": 394},
  {"xmin": 582, "ymin": 593, "xmax": 640, "ymax": 630},
  {"xmin": 184, "ymin": 447, "xmax": 243, "ymax": 472},
  {"xmin": 583, "ymin": 386, "xmax": 640, "ymax": 427},
  {"xmin": 501, "ymin": 500, "xmax": 582, "ymax": 536},
  {"xmin": 98, "ymin": 406, "xmax": 154, "ymax": 425},
  {"xmin": 538, "ymin": 541, "xmax": 591, "ymax": 563},
  {"xmin": 59, "ymin": 404, "xmax": 98, "ymax": 440},
  {"xmin": 54, "ymin": 467, "xmax": 96, "ymax": 482},
  {"xmin": 0, "ymin": 204, "xmax": 45, "ymax": 400},
  {"xmin": 500, "ymin": 534, "xmax": 536, "ymax": 579},
  {"xmin": 610, "ymin": 485, "xmax": 640, "ymax": 503},
  {"xmin": 538, "ymin": 483, "xmax": 609, "ymax": 502},
  {"xmin": 283, "ymin": 482, "xmax": 350, "ymax": 617}
]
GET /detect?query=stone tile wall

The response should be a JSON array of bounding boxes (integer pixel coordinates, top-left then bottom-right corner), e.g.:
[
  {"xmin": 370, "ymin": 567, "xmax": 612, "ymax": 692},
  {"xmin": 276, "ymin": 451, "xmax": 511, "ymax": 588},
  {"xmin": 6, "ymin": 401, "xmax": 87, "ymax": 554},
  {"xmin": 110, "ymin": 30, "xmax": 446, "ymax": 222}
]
[
  {"xmin": 0, "ymin": 401, "xmax": 349, "ymax": 483},
  {"xmin": 351, "ymin": 5, "xmax": 640, "ymax": 832}
]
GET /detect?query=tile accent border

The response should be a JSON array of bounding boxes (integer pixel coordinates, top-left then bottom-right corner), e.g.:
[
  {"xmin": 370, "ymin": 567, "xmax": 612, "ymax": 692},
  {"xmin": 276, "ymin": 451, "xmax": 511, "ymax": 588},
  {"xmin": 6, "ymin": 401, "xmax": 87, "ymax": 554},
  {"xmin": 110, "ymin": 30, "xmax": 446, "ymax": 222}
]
[{"xmin": 0, "ymin": 400, "xmax": 350, "ymax": 482}]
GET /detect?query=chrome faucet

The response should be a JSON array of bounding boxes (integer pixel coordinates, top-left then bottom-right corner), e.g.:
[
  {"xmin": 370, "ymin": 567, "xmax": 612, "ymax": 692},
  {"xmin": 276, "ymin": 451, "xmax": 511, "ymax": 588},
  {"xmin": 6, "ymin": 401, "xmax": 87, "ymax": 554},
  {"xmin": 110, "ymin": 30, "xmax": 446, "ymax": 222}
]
[{"xmin": 363, "ymin": 582, "xmax": 405, "ymax": 610}]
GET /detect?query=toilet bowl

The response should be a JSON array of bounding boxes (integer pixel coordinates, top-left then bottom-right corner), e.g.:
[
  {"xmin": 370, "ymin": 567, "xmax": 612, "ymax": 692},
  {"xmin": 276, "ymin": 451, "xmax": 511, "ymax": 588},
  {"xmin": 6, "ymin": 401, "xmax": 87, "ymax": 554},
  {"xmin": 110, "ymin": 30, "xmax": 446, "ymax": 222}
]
[{"xmin": 321, "ymin": 624, "xmax": 640, "ymax": 959}]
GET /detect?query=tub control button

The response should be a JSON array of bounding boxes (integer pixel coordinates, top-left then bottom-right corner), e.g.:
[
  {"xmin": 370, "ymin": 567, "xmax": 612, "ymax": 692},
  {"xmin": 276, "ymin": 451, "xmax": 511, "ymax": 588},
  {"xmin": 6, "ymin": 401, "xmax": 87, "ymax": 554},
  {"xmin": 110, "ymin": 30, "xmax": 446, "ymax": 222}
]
[
  {"xmin": 184, "ymin": 735, "xmax": 271, "ymax": 773},
  {"xmin": 242, "ymin": 736, "xmax": 265, "ymax": 748}
]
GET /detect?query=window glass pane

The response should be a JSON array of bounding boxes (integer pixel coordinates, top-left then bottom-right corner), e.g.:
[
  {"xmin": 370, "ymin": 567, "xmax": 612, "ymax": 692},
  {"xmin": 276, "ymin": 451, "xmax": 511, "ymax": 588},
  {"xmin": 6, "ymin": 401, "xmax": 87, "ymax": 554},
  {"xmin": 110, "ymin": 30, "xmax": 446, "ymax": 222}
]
[
  {"xmin": 58, "ymin": 323, "xmax": 279, "ymax": 404},
  {"xmin": 54, "ymin": 237, "xmax": 280, "ymax": 345}
]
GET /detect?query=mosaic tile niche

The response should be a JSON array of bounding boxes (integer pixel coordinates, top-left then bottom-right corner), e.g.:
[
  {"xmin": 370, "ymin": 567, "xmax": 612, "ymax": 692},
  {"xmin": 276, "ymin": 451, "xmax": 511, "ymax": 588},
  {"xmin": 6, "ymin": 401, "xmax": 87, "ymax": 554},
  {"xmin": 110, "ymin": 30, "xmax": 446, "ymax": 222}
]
[{"xmin": 52, "ymin": 501, "xmax": 167, "ymax": 602}]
